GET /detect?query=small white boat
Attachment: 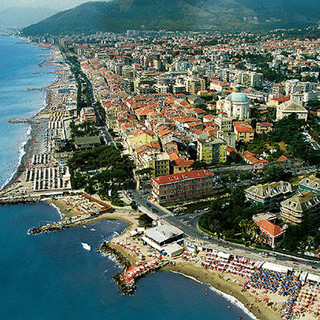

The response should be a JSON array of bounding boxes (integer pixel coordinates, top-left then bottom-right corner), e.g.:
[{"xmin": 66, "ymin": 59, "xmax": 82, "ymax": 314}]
[{"xmin": 81, "ymin": 242, "xmax": 91, "ymax": 251}]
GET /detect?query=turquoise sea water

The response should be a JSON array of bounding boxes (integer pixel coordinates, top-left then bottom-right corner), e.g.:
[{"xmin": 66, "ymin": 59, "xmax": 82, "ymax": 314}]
[
  {"xmin": 0, "ymin": 35, "xmax": 56, "ymax": 188},
  {"xmin": 0, "ymin": 35, "xmax": 252, "ymax": 320}
]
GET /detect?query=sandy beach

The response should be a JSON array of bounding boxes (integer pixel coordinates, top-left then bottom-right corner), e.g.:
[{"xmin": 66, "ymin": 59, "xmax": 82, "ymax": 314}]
[
  {"xmin": 1, "ymin": 47, "xmax": 65, "ymax": 193},
  {"xmin": 105, "ymin": 233, "xmax": 281, "ymax": 320},
  {"xmin": 47, "ymin": 193, "xmax": 320, "ymax": 320}
]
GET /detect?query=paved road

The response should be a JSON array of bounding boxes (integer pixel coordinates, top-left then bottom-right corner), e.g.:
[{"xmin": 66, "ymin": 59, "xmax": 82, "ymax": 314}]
[
  {"xmin": 98, "ymin": 125, "xmax": 115, "ymax": 147},
  {"xmin": 126, "ymin": 189, "xmax": 320, "ymax": 275}
]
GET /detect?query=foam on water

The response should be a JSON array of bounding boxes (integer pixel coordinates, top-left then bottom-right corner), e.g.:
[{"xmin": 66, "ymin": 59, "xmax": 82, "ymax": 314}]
[{"xmin": 0, "ymin": 35, "xmax": 253, "ymax": 320}]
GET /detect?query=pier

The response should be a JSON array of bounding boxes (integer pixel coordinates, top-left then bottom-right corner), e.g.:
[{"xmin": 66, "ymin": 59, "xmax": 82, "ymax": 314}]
[
  {"xmin": 28, "ymin": 210, "xmax": 104, "ymax": 235},
  {"xmin": 0, "ymin": 196, "xmax": 41, "ymax": 206},
  {"xmin": 28, "ymin": 194, "xmax": 113, "ymax": 235},
  {"xmin": 99, "ymin": 242, "xmax": 168, "ymax": 295},
  {"xmin": 8, "ymin": 118, "xmax": 31, "ymax": 124}
]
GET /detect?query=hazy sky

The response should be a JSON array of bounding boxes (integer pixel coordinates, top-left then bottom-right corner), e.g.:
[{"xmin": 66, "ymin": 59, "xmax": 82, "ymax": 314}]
[{"xmin": 1, "ymin": 0, "xmax": 108, "ymax": 10}]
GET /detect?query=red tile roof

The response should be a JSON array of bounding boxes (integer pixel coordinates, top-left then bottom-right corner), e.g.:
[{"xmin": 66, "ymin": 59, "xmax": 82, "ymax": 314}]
[
  {"xmin": 258, "ymin": 122, "xmax": 273, "ymax": 127},
  {"xmin": 277, "ymin": 155, "xmax": 288, "ymax": 162},
  {"xmin": 271, "ymin": 95, "xmax": 290, "ymax": 102},
  {"xmin": 152, "ymin": 170, "xmax": 214, "ymax": 185},
  {"xmin": 172, "ymin": 157, "xmax": 194, "ymax": 167},
  {"xmin": 256, "ymin": 220, "xmax": 283, "ymax": 237},
  {"xmin": 233, "ymin": 121, "xmax": 254, "ymax": 133}
]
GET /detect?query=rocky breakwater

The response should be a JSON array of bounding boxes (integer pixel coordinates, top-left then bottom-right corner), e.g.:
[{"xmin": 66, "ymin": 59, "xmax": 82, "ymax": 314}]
[
  {"xmin": 99, "ymin": 242, "xmax": 168, "ymax": 295},
  {"xmin": 28, "ymin": 221, "xmax": 73, "ymax": 235},
  {"xmin": 28, "ymin": 213, "xmax": 97, "ymax": 235},
  {"xmin": 0, "ymin": 196, "xmax": 41, "ymax": 206},
  {"xmin": 8, "ymin": 118, "xmax": 31, "ymax": 124}
]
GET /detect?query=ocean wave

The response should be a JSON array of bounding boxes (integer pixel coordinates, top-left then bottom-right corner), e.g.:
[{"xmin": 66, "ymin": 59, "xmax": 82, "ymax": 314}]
[
  {"xmin": 0, "ymin": 124, "xmax": 32, "ymax": 190},
  {"xmin": 0, "ymin": 44, "xmax": 59, "ymax": 191},
  {"xmin": 48, "ymin": 202, "xmax": 63, "ymax": 220},
  {"xmin": 170, "ymin": 271, "xmax": 257, "ymax": 320},
  {"xmin": 100, "ymin": 252, "xmax": 122, "ymax": 268}
]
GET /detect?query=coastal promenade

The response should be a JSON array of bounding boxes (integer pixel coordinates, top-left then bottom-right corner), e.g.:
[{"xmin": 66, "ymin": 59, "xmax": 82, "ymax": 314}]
[
  {"xmin": 1, "ymin": 41, "xmax": 318, "ymax": 320},
  {"xmin": 0, "ymin": 49, "xmax": 73, "ymax": 201},
  {"xmin": 126, "ymin": 189, "xmax": 320, "ymax": 277}
]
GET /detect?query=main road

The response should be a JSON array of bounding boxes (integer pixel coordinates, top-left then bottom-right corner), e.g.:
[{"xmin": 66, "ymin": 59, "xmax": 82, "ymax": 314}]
[{"xmin": 124, "ymin": 189, "xmax": 320, "ymax": 275}]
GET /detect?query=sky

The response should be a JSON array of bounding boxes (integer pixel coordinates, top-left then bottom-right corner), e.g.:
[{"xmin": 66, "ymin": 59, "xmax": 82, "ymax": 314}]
[{"xmin": 0, "ymin": 0, "xmax": 107, "ymax": 10}]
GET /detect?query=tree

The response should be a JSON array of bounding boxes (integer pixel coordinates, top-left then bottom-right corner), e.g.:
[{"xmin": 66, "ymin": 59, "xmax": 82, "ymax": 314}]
[
  {"xmin": 135, "ymin": 167, "xmax": 154, "ymax": 177},
  {"xmin": 265, "ymin": 165, "xmax": 285, "ymax": 182},
  {"xmin": 239, "ymin": 219, "xmax": 247, "ymax": 233},
  {"xmin": 230, "ymin": 187, "xmax": 245, "ymax": 206},
  {"xmin": 130, "ymin": 201, "xmax": 138, "ymax": 210}
]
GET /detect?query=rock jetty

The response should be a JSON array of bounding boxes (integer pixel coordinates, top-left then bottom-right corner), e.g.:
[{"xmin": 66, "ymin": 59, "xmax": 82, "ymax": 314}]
[
  {"xmin": 99, "ymin": 242, "xmax": 168, "ymax": 295},
  {"xmin": 8, "ymin": 118, "xmax": 30, "ymax": 124},
  {"xmin": 0, "ymin": 196, "xmax": 40, "ymax": 206}
]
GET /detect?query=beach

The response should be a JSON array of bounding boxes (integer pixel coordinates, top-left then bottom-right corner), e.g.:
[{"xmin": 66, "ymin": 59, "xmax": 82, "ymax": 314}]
[
  {"xmin": 99, "ymin": 219, "xmax": 279, "ymax": 320},
  {"xmin": 49, "ymin": 195, "xmax": 272, "ymax": 319},
  {"xmin": 0, "ymin": 46, "xmax": 73, "ymax": 200},
  {"xmin": 1, "ymin": 36, "xmax": 318, "ymax": 320},
  {"xmin": 0, "ymin": 35, "xmax": 256, "ymax": 320}
]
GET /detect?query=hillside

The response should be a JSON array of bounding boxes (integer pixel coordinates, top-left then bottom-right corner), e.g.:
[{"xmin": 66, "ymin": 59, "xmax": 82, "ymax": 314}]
[{"xmin": 22, "ymin": 0, "xmax": 320, "ymax": 35}]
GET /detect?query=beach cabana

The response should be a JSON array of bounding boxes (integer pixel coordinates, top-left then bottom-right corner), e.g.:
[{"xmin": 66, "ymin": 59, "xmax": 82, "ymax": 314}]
[
  {"xmin": 306, "ymin": 273, "xmax": 320, "ymax": 283},
  {"xmin": 261, "ymin": 262, "xmax": 292, "ymax": 274}
]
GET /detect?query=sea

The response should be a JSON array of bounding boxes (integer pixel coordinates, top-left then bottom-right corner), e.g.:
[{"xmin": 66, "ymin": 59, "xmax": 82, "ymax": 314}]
[{"xmin": 0, "ymin": 35, "xmax": 253, "ymax": 320}]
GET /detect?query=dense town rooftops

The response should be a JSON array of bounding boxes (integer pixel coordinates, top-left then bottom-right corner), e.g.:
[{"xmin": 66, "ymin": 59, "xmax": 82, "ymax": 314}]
[{"xmin": 271, "ymin": 96, "xmax": 290, "ymax": 102}]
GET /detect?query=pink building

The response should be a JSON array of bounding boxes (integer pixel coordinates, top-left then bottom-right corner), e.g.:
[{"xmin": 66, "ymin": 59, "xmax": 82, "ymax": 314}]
[
  {"xmin": 256, "ymin": 220, "xmax": 287, "ymax": 248},
  {"xmin": 80, "ymin": 107, "xmax": 97, "ymax": 123},
  {"xmin": 152, "ymin": 170, "xmax": 220, "ymax": 204}
]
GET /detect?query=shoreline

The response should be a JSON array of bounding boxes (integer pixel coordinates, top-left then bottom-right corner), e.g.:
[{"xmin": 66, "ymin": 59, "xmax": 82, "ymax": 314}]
[
  {"xmin": 100, "ymin": 236, "xmax": 274, "ymax": 319},
  {"xmin": 170, "ymin": 271, "xmax": 258, "ymax": 320},
  {"xmin": 0, "ymin": 36, "xmax": 291, "ymax": 320},
  {"xmin": 0, "ymin": 37, "xmax": 62, "ymax": 192},
  {"xmin": 41, "ymin": 198, "xmax": 263, "ymax": 319}
]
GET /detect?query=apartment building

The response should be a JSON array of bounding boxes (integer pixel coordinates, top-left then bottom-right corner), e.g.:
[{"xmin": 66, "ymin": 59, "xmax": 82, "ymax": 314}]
[
  {"xmin": 152, "ymin": 170, "xmax": 219, "ymax": 203},
  {"xmin": 280, "ymin": 191, "xmax": 320, "ymax": 224}
]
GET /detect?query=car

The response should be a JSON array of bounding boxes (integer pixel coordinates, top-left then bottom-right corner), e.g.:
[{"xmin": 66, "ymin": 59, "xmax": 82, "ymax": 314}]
[
  {"xmin": 147, "ymin": 203, "xmax": 151, "ymax": 207},
  {"xmin": 152, "ymin": 208, "xmax": 159, "ymax": 213}
]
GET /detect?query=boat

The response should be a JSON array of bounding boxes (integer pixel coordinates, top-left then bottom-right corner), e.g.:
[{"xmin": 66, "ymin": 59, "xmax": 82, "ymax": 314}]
[{"xmin": 81, "ymin": 242, "xmax": 91, "ymax": 251}]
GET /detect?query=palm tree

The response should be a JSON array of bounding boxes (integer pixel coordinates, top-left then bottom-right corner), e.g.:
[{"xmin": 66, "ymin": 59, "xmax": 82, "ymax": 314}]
[
  {"xmin": 239, "ymin": 219, "xmax": 247, "ymax": 233},
  {"xmin": 209, "ymin": 219, "xmax": 222, "ymax": 235},
  {"xmin": 306, "ymin": 236, "xmax": 315, "ymax": 250},
  {"xmin": 257, "ymin": 233, "xmax": 265, "ymax": 244}
]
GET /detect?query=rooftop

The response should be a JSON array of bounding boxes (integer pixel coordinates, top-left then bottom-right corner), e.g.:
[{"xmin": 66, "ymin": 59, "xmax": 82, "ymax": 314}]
[
  {"xmin": 257, "ymin": 220, "xmax": 283, "ymax": 237},
  {"xmin": 152, "ymin": 169, "xmax": 214, "ymax": 185},
  {"xmin": 226, "ymin": 92, "xmax": 249, "ymax": 103}
]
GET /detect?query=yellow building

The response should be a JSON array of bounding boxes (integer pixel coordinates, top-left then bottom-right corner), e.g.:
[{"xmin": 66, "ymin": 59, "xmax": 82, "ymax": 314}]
[
  {"xmin": 172, "ymin": 157, "xmax": 194, "ymax": 174},
  {"xmin": 140, "ymin": 152, "xmax": 170, "ymax": 177},
  {"xmin": 233, "ymin": 121, "xmax": 254, "ymax": 142},
  {"xmin": 197, "ymin": 133, "xmax": 227, "ymax": 164},
  {"xmin": 128, "ymin": 129, "xmax": 158, "ymax": 152}
]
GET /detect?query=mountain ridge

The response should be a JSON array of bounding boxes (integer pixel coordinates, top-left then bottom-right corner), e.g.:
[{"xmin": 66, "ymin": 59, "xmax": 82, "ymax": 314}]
[{"xmin": 22, "ymin": 0, "xmax": 320, "ymax": 36}]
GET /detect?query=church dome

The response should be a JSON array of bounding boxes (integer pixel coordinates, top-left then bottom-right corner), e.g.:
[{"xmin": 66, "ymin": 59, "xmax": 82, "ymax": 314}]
[{"xmin": 226, "ymin": 92, "xmax": 249, "ymax": 103}]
